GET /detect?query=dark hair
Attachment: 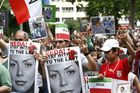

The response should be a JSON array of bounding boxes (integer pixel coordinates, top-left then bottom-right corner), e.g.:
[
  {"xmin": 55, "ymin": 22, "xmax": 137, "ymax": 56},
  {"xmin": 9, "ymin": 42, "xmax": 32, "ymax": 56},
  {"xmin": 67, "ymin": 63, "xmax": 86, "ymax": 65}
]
[{"xmin": 111, "ymin": 47, "xmax": 119, "ymax": 52}]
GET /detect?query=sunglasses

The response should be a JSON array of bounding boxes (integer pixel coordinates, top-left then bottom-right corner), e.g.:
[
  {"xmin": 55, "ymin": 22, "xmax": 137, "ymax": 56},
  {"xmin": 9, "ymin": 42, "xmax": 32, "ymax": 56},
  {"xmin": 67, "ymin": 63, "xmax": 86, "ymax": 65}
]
[
  {"xmin": 15, "ymin": 38, "xmax": 24, "ymax": 41},
  {"xmin": 55, "ymin": 40, "xmax": 64, "ymax": 44}
]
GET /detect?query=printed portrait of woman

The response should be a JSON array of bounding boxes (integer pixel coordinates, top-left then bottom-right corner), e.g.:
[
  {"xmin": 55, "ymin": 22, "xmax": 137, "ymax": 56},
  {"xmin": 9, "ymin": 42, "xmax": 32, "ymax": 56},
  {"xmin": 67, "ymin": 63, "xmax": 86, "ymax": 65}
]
[
  {"xmin": 47, "ymin": 61, "xmax": 82, "ymax": 93},
  {"xmin": 9, "ymin": 54, "xmax": 36, "ymax": 93}
]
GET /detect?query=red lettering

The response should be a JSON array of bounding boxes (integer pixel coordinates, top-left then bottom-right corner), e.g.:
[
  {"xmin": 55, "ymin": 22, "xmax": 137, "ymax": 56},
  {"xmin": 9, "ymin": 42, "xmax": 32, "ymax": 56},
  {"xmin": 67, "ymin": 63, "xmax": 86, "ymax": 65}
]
[
  {"xmin": 47, "ymin": 48, "xmax": 66, "ymax": 55},
  {"xmin": 10, "ymin": 41, "xmax": 27, "ymax": 47},
  {"xmin": 54, "ymin": 50, "xmax": 58, "ymax": 55}
]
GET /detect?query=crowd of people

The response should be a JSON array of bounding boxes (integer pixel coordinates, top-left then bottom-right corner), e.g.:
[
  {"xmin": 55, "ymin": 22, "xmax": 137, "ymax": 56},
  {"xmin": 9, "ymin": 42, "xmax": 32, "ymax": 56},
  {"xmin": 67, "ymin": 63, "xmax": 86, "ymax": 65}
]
[{"xmin": 0, "ymin": 22, "xmax": 140, "ymax": 93}]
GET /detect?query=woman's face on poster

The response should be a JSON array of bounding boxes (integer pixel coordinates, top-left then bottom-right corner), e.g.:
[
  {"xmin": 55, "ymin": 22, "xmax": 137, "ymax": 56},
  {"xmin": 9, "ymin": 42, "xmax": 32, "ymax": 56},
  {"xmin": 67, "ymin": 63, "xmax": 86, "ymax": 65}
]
[
  {"xmin": 48, "ymin": 62, "xmax": 81, "ymax": 93},
  {"xmin": 10, "ymin": 54, "xmax": 36, "ymax": 92}
]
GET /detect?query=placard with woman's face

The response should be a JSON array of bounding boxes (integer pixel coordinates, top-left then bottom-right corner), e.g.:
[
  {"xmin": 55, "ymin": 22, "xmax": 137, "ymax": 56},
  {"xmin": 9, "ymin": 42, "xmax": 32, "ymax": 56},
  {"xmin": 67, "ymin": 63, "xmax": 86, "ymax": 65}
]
[
  {"xmin": 9, "ymin": 41, "xmax": 40, "ymax": 93},
  {"xmin": 44, "ymin": 46, "xmax": 85, "ymax": 93}
]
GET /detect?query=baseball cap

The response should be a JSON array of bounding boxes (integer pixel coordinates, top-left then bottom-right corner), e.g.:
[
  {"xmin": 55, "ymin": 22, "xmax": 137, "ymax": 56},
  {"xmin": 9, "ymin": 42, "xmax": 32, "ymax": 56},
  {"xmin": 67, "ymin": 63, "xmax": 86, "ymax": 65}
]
[{"xmin": 101, "ymin": 39, "xmax": 119, "ymax": 51}]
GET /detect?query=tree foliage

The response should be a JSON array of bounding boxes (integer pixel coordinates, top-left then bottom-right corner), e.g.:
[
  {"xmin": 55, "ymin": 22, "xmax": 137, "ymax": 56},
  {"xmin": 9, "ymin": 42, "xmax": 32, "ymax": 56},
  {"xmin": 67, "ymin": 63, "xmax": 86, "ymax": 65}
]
[
  {"xmin": 67, "ymin": 0, "xmax": 140, "ymax": 28},
  {"xmin": 65, "ymin": 20, "xmax": 80, "ymax": 34}
]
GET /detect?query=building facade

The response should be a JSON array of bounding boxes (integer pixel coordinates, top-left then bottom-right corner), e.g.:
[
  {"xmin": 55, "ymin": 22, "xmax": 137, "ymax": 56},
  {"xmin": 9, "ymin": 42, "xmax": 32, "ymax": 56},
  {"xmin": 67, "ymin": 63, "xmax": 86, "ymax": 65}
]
[{"xmin": 49, "ymin": 0, "xmax": 87, "ymax": 22}]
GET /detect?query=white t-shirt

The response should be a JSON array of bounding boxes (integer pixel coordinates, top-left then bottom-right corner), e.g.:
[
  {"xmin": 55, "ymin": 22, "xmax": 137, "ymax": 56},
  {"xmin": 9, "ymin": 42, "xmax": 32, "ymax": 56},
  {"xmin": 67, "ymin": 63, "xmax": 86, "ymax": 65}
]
[
  {"xmin": 128, "ymin": 72, "xmax": 136, "ymax": 88},
  {"xmin": 80, "ymin": 53, "xmax": 88, "ymax": 67}
]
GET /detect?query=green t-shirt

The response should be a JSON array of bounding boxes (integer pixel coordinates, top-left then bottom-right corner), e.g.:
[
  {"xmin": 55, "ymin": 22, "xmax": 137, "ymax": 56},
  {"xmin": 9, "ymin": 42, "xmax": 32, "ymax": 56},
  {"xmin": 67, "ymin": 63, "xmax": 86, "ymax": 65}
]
[{"xmin": 0, "ymin": 64, "xmax": 12, "ymax": 87}]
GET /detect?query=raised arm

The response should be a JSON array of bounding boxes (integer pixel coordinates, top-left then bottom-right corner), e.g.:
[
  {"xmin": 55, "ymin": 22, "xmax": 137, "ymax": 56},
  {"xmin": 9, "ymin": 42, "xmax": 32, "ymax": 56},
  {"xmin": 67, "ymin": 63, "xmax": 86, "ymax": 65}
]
[
  {"xmin": 80, "ymin": 43, "xmax": 98, "ymax": 71},
  {"xmin": 119, "ymin": 32, "xmax": 136, "ymax": 65}
]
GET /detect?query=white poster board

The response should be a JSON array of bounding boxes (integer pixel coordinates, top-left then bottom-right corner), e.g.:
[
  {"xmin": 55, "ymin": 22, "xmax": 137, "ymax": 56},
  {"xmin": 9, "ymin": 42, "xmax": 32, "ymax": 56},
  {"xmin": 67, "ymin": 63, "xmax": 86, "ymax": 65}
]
[{"xmin": 44, "ymin": 46, "xmax": 85, "ymax": 93}]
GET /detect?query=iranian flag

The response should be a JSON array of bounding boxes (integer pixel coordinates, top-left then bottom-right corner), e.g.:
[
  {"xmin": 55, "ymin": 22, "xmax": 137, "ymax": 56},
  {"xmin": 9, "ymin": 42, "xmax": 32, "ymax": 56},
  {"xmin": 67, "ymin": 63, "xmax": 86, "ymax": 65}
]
[
  {"xmin": 55, "ymin": 23, "xmax": 70, "ymax": 41},
  {"xmin": 88, "ymin": 77, "xmax": 113, "ymax": 93},
  {"xmin": 9, "ymin": 0, "xmax": 42, "ymax": 25}
]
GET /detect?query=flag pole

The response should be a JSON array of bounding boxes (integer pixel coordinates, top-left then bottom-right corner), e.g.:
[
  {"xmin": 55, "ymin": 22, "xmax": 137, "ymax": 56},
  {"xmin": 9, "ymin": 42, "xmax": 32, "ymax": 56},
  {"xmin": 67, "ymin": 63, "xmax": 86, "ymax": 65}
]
[
  {"xmin": 0, "ymin": 0, "xmax": 5, "ymax": 9},
  {"xmin": 20, "ymin": 24, "xmax": 23, "ymax": 30}
]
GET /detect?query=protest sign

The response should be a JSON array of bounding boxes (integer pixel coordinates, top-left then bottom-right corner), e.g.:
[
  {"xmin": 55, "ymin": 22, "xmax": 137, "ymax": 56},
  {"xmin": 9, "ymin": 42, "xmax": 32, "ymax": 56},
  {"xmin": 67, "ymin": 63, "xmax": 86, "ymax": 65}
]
[
  {"xmin": 44, "ymin": 46, "xmax": 85, "ymax": 93},
  {"xmin": 9, "ymin": 41, "xmax": 40, "ymax": 93},
  {"xmin": 29, "ymin": 16, "xmax": 48, "ymax": 40},
  {"xmin": 114, "ymin": 79, "xmax": 131, "ymax": 93},
  {"xmin": 43, "ymin": 5, "xmax": 56, "ymax": 22},
  {"xmin": 88, "ymin": 76, "xmax": 112, "ymax": 93},
  {"xmin": 91, "ymin": 16, "xmax": 115, "ymax": 34},
  {"xmin": 87, "ymin": 76, "xmax": 131, "ymax": 93},
  {"xmin": 79, "ymin": 18, "xmax": 89, "ymax": 32}
]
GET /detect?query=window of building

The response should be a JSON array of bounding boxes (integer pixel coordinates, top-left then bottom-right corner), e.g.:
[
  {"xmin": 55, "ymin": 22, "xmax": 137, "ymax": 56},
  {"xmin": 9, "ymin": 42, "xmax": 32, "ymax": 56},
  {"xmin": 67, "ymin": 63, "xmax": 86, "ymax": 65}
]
[
  {"xmin": 56, "ymin": 7, "xmax": 60, "ymax": 11},
  {"xmin": 62, "ymin": 7, "xmax": 73, "ymax": 12},
  {"xmin": 52, "ymin": 0, "xmax": 60, "ymax": 2},
  {"xmin": 56, "ymin": 18, "xmax": 60, "ymax": 22},
  {"xmin": 124, "ymin": 17, "xmax": 128, "ymax": 21},
  {"xmin": 62, "ymin": 18, "xmax": 73, "ymax": 22}
]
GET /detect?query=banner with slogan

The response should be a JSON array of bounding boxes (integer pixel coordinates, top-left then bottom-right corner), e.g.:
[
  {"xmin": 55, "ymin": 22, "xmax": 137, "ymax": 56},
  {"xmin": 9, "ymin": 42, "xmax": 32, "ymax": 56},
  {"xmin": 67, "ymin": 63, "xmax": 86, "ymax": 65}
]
[
  {"xmin": 44, "ymin": 46, "xmax": 85, "ymax": 93},
  {"xmin": 91, "ymin": 16, "xmax": 115, "ymax": 34},
  {"xmin": 29, "ymin": 16, "xmax": 48, "ymax": 40},
  {"xmin": 9, "ymin": 41, "xmax": 40, "ymax": 93},
  {"xmin": 55, "ymin": 23, "xmax": 70, "ymax": 41},
  {"xmin": 10, "ymin": 0, "xmax": 42, "ymax": 25},
  {"xmin": 43, "ymin": 5, "xmax": 56, "ymax": 22},
  {"xmin": 88, "ymin": 76, "xmax": 113, "ymax": 93}
]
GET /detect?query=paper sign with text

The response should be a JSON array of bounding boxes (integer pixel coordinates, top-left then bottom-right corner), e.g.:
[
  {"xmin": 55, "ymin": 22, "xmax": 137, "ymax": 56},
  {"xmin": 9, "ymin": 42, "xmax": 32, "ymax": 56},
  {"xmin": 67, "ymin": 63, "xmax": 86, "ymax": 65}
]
[
  {"xmin": 29, "ymin": 16, "xmax": 48, "ymax": 40},
  {"xmin": 91, "ymin": 16, "xmax": 115, "ymax": 34},
  {"xmin": 44, "ymin": 46, "xmax": 85, "ymax": 93},
  {"xmin": 88, "ymin": 76, "xmax": 112, "ymax": 93},
  {"xmin": 9, "ymin": 41, "xmax": 40, "ymax": 93}
]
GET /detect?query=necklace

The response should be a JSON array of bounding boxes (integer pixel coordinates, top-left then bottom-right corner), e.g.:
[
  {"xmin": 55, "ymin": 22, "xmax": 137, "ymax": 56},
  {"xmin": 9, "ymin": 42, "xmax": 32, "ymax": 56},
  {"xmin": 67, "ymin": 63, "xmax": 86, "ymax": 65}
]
[{"xmin": 107, "ymin": 59, "xmax": 120, "ymax": 73}]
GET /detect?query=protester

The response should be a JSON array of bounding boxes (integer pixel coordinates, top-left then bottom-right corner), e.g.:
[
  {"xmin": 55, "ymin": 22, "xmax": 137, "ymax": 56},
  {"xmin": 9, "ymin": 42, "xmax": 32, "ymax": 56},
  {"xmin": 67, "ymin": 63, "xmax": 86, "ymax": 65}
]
[
  {"xmin": 0, "ymin": 63, "xmax": 12, "ymax": 93},
  {"xmin": 14, "ymin": 30, "xmax": 29, "ymax": 41},
  {"xmin": 128, "ymin": 72, "xmax": 140, "ymax": 93},
  {"xmin": 98, "ymin": 32, "xmax": 135, "ymax": 80},
  {"xmin": 0, "ymin": 38, "xmax": 12, "ymax": 93},
  {"xmin": 0, "ymin": 38, "xmax": 9, "ymax": 67}
]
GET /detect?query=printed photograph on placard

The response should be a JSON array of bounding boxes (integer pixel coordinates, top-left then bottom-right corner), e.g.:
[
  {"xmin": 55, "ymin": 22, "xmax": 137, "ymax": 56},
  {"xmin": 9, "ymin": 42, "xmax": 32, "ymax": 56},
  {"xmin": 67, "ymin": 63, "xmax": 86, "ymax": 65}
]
[
  {"xmin": 9, "ymin": 41, "xmax": 40, "ymax": 93},
  {"xmin": 91, "ymin": 16, "xmax": 115, "ymax": 34},
  {"xmin": 44, "ymin": 46, "xmax": 85, "ymax": 93},
  {"xmin": 43, "ymin": 5, "xmax": 56, "ymax": 22},
  {"xmin": 79, "ymin": 18, "xmax": 89, "ymax": 32},
  {"xmin": 0, "ymin": 26, "xmax": 3, "ymax": 38},
  {"xmin": 29, "ymin": 16, "xmax": 48, "ymax": 40},
  {"xmin": 117, "ymin": 84, "xmax": 131, "ymax": 93}
]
